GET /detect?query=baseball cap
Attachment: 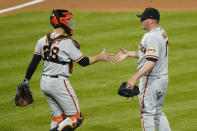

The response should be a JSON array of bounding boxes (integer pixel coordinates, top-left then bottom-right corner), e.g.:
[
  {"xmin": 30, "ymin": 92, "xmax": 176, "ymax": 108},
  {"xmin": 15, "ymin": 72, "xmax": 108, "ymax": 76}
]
[{"xmin": 136, "ymin": 8, "xmax": 160, "ymax": 22}]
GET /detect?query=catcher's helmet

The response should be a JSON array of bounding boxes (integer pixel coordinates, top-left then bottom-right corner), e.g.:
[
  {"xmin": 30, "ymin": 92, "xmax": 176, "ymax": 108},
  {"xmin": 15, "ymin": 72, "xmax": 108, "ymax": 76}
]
[{"xmin": 50, "ymin": 9, "xmax": 74, "ymax": 36}]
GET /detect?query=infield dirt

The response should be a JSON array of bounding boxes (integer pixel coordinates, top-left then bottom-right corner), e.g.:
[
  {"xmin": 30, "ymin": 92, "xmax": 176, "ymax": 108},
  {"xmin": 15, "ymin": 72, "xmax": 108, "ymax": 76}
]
[{"xmin": 1, "ymin": 0, "xmax": 197, "ymax": 16}]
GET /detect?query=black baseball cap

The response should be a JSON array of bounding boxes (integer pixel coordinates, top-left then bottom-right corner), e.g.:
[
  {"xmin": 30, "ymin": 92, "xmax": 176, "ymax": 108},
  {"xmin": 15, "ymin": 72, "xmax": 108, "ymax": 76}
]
[{"xmin": 136, "ymin": 8, "xmax": 160, "ymax": 22}]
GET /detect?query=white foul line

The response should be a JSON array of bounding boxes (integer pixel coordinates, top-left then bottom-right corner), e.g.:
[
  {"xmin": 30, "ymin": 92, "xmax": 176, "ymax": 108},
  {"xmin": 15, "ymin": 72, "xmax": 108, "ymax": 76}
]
[{"xmin": 0, "ymin": 0, "xmax": 45, "ymax": 14}]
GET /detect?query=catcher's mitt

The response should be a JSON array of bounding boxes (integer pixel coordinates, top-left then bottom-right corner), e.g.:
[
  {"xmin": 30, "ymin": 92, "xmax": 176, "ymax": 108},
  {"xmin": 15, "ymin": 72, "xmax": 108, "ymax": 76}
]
[
  {"xmin": 15, "ymin": 80, "xmax": 33, "ymax": 106},
  {"xmin": 118, "ymin": 82, "xmax": 140, "ymax": 98}
]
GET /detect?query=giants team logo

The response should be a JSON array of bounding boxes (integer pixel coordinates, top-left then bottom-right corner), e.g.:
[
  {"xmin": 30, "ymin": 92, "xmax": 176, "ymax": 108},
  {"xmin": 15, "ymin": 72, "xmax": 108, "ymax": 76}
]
[
  {"xmin": 138, "ymin": 42, "xmax": 156, "ymax": 54},
  {"xmin": 146, "ymin": 47, "xmax": 156, "ymax": 54}
]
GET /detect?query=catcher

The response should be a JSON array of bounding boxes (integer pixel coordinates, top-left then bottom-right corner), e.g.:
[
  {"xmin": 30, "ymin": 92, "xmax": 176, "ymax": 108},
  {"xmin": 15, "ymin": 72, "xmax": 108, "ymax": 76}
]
[{"xmin": 15, "ymin": 9, "xmax": 114, "ymax": 131}]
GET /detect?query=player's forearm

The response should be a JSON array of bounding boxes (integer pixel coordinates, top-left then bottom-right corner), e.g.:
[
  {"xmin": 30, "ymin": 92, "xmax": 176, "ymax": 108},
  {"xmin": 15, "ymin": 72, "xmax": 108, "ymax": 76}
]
[
  {"xmin": 132, "ymin": 61, "xmax": 156, "ymax": 80},
  {"xmin": 128, "ymin": 51, "xmax": 139, "ymax": 58},
  {"xmin": 25, "ymin": 54, "xmax": 42, "ymax": 80},
  {"xmin": 88, "ymin": 54, "xmax": 102, "ymax": 65}
]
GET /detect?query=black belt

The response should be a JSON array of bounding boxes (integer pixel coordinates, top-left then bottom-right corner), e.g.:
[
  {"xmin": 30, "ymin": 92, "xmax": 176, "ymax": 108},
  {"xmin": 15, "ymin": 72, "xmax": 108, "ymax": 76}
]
[
  {"xmin": 43, "ymin": 74, "xmax": 69, "ymax": 78},
  {"xmin": 43, "ymin": 74, "xmax": 58, "ymax": 78},
  {"xmin": 43, "ymin": 74, "xmax": 68, "ymax": 78}
]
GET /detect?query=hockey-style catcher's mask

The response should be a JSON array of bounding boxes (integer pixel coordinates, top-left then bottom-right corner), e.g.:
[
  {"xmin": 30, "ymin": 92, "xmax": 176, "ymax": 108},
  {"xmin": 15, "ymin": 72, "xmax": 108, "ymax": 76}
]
[{"xmin": 50, "ymin": 9, "xmax": 75, "ymax": 36}]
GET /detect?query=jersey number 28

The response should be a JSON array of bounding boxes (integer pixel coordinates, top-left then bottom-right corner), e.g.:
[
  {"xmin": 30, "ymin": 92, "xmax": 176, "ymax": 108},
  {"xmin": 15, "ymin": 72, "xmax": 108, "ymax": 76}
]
[{"xmin": 43, "ymin": 45, "xmax": 59, "ymax": 61}]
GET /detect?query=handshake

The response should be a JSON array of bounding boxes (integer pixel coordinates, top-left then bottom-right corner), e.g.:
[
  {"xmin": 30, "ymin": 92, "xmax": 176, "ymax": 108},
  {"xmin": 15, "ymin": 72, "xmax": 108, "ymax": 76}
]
[
  {"xmin": 98, "ymin": 48, "xmax": 137, "ymax": 63},
  {"xmin": 92, "ymin": 47, "xmax": 139, "ymax": 90}
]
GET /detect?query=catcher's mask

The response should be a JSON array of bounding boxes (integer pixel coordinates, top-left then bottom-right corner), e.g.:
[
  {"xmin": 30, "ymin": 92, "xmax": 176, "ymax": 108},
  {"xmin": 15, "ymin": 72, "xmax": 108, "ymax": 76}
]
[{"xmin": 50, "ymin": 9, "xmax": 74, "ymax": 36}]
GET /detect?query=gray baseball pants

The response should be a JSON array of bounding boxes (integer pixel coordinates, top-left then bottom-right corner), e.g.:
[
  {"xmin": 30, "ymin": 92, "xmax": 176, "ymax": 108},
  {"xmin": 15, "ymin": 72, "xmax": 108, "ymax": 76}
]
[
  {"xmin": 40, "ymin": 75, "xmax": 80, "ymax": 128},
  {"xmin": 139, "ymin": 75, "xmax": 171, "ymax": 131}
]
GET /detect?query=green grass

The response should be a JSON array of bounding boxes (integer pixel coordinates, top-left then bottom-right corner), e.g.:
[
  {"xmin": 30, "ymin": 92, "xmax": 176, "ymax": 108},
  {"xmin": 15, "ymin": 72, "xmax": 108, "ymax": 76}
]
[{"xmin": 0, "ymin": 10, "xmax": 197, "ymax": 131}]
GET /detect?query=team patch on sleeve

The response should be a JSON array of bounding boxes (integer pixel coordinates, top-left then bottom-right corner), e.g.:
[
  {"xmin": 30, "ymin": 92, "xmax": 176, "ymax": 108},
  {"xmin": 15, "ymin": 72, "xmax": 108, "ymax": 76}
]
[
  {"xmin": 145, "ymin": 55, "xmax": 159, "ymax": 59},
  {"xmin": 146, "ymin": 47, "xmax": 156, "ymax": 53},
  {"xmin": 145, "ymin": 46, "xmax": 159, "ymax": 59}
]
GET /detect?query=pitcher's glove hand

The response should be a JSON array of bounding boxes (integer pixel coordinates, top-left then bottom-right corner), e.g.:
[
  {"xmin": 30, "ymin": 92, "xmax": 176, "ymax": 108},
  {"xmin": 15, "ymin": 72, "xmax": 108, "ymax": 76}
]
[
  {"xmin": 15, "ymin": 79, "xmax": 33, "ymax": 106},
  {"xmin": 118, "ymin": 82, "xmax": 139, "ymax": 98}
]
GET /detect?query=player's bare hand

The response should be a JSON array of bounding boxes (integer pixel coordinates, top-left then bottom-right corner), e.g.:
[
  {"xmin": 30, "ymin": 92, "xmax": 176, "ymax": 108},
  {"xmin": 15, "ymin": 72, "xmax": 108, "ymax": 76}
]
[
  {"xmin": 126, "ymin": 76, "xmax": 137, "ymax": 89},
  {"xmin": 120, "ymin": 48, "xmax": 128, "ymax": 54},
  {"xmin": 115, "ymin": 48, "xmax": 129, "ymax": 62},
  {"xmin": 100, "ymin": 48, "xmax": 115, "ymax": 62}
]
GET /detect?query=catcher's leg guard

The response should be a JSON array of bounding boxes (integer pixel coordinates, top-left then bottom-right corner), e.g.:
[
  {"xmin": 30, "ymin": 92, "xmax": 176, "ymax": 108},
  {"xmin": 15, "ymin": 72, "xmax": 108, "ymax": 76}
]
[
  {"xmin": 58, "ymin": 112, "xmax": 84, "ymax": 131},
  {"xmin": 51, "ymin": 113, "xmax": 67, "ymax": 129},
  {"xmin": 53, "ymin": 113, "xmax": 67, "ymax": 124}
]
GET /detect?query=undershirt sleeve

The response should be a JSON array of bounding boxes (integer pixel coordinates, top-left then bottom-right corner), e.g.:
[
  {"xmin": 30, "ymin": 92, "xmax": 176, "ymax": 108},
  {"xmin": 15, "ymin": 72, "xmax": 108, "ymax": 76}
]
[
  {"xmin": 25, "ymin": 54, "xmax": 42, "ymax": 80},
  {"xmin": 77, "ymin": 56, "xmax": 90, "ymax": 67}
]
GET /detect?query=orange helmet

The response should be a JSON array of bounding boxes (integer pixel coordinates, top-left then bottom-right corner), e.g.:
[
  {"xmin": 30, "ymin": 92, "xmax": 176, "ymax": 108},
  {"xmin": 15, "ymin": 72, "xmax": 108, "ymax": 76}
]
[{"xmin": 50, "ymin": 9, "xmax": 74, "ymax": 36}]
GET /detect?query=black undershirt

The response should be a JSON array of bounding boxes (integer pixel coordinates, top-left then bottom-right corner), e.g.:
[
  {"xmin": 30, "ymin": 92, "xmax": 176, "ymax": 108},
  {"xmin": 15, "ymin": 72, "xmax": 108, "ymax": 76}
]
[
  {"xmin": 25, "ymin": 54, "xmax": 42, "ymax": 80},
  {"xmin": 77, "ymin": 56, "xmax": 90, "ymax": 67},
  {"xmin": 146, "ymin": 57, "xmax": 158, "ymax": 62}
]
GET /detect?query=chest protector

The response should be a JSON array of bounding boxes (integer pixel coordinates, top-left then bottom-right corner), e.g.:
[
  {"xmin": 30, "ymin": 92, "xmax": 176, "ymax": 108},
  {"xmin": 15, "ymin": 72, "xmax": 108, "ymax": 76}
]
[{"xmin": 43, "ymin": 33, "xmax": 80, "ymax": 74}]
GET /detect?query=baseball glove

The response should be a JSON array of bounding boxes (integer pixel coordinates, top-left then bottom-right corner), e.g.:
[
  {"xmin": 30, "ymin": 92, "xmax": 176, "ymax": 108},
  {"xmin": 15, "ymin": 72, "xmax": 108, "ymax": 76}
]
[
  {"xmin": 14, "ymin": 80, "xmax": 33, "ymax": 107},
  {"xmin": 118, "ymin": 82, "xmax": 140, "ymax": 98}
]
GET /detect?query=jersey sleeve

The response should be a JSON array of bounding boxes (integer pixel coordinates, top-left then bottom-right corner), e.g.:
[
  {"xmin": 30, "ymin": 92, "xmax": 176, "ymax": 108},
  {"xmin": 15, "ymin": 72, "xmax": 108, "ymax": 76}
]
[
  {"xmin": 34, "ymin": 39, "xmax": 42, "ymax": 55},
  {"xmin": 144, "ymin": 35, "xmax": 160, "ymax": 60},
  {"xmin": 66, "ymin": 39, "xmax": 84, "ymax": 62}
]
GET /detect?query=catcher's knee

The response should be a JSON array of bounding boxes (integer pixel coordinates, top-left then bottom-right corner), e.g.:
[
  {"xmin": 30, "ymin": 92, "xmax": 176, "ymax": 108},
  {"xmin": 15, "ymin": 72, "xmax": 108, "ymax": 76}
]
[
  {"xmin": 60, "ymin": 112, "xmax": 84, "ymax": 131},
  {"xmin": 52, "ymin": 113, "xmax": 67, "ymax": 124}
]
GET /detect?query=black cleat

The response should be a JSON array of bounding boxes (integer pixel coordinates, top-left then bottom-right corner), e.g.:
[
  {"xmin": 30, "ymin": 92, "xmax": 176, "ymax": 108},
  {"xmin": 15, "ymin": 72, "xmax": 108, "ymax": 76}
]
[
  {"xmin": 49, "ymin": 126, "xmax": 58, "ymax": 131},
  {"xmin": 62, "ymin": 126, "xmax": 74, "ymax": 131}
]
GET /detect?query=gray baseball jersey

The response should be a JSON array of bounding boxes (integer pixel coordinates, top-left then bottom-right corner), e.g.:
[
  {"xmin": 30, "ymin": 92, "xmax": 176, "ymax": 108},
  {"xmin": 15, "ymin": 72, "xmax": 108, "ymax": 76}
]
[
  {"xmin": 138, "ymin": 27, "xmax": 168, "ymax": 77},
  {"xmin": 137, "ymin": 27, "xmax": 171, "ymax": 131},
  {"xmin": 34, "ymin": 33, "xmax": 83, "ymax": 129},
  {"xmin": 34, "ymin": 33, "xmax": 84, "ymax": 77}
]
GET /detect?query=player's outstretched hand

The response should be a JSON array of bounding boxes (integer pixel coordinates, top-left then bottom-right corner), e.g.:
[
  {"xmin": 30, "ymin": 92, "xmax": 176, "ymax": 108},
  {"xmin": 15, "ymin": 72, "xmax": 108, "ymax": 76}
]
[
  {"xmin": 115, "ymin": 48, "xmax": 129, "ymax": 62},
  {"xmin": 100, "ymin": 48, "xmax": 115, "ymax": 62}
]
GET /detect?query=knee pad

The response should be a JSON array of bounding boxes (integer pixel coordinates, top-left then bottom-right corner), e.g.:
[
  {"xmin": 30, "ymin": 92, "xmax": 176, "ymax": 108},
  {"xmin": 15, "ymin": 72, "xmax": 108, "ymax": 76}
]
[
  {"xmin": 52, "ymin": 113, "xmax": 67, "ymax": 124},
  {"xmin": 59, "ymin": 112, "xmax": 84, "ymax": 131}
]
